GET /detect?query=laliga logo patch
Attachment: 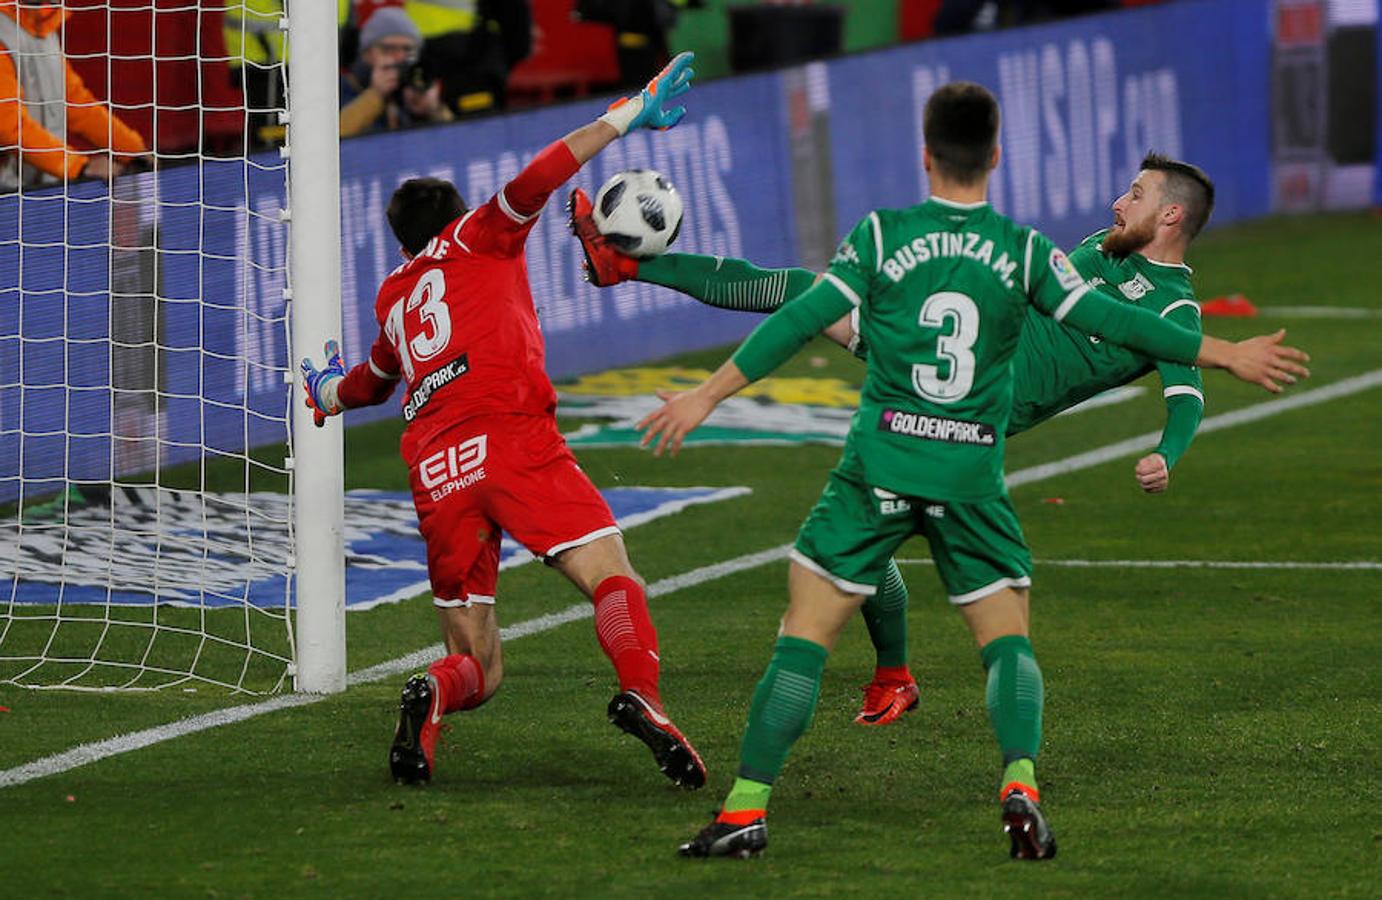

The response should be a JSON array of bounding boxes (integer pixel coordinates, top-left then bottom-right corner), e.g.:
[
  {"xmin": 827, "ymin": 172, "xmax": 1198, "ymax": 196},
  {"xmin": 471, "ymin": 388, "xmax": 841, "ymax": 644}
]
[
  {"xmin": 1049, "ymin": 249, "xmax": 1085, "ymax": 291},
  {"xmin": 832, "ymin": 240, "xmax": 860, "ymax": 266}
]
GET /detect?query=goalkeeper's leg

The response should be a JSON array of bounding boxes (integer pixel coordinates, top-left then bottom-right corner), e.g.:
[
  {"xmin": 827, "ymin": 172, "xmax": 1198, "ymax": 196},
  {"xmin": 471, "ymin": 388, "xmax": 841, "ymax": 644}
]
[
  {"xmin": 553, "ymin": 533, "xmax": 707, "ymax": 790},
  {"xmin": 390, "ymin": 602, "xmax": 500, "ymax": 785},
  {"xmin": 391, "ymin": 492, "xmax": 503, "ymax": 786}
]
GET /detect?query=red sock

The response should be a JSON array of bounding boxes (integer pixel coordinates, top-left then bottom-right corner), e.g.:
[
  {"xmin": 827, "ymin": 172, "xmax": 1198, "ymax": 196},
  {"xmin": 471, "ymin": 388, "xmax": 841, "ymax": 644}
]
[
  {"xmin": 592, "ymin": 575, "xmax": 661, "ymax": 705},
  {"xmin": 874, "ymin": 665, "xmax": 914, "ymax": 685},
  {"xmin": 427, "ymin": 654, "xmax": 486, "ymax": 713}
]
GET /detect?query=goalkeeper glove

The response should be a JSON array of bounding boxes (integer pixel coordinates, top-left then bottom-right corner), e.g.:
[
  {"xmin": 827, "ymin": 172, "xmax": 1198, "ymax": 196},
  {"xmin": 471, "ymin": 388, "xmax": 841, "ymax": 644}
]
[
  {"xmin": 599, "ymin": 51, "xmax": 696, "ymax": 135},
  {"xmin": 301, "ymin": 339, "xmax": 346, "ymax": 428}
]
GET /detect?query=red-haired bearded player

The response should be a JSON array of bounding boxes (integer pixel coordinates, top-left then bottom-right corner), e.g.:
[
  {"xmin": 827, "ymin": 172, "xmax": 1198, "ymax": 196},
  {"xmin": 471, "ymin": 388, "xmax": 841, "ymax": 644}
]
[{"xmin": 301, "ymin": 53, "xmax": 706, "ymax": 790}]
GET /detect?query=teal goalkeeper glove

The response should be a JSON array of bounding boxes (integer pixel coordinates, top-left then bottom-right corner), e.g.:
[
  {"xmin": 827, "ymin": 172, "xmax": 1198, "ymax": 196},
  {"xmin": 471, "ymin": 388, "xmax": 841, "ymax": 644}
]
[
  {"xmin": 599, "ymin": 51, "xmax": 695, "ymax": 135},
  {"xmin": 301, "ymin": 339, "xmax": 345, "ymax": 428}
]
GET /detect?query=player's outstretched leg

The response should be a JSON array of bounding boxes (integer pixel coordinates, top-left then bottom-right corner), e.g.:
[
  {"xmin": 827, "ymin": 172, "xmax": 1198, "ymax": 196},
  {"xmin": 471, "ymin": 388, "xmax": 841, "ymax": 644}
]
[
  {"xmin": 389, "ymin": 653, "xmax": 485, "ymax": 785},
  {"xmin": 567, "ymin": 188, "xmax": 639, "ymax": 286},
  {"xmin": 856, "ymin": 558, "xmax": 919, "ymax": 725}
]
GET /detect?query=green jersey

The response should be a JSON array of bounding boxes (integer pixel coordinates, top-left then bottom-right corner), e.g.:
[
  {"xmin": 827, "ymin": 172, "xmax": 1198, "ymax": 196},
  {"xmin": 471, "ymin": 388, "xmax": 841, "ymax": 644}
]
[
  {"xmin": 1009, "ymin": 229, "xmax": 1204, "ymax": 433},
  {"xmin": 732, "ymin": 200, "xmax": 1202, "ymax": 504},
  {"xmin": 826, "ymin": 200, "xmax": 1118, "ymax": 502}
]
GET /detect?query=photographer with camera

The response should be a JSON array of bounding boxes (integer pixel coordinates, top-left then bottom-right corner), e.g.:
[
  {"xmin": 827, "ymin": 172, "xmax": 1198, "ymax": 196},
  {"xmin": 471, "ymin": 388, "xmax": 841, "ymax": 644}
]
[{"xmin": 340, "ymin": 7, "xmax": 453, "ymax": 138}]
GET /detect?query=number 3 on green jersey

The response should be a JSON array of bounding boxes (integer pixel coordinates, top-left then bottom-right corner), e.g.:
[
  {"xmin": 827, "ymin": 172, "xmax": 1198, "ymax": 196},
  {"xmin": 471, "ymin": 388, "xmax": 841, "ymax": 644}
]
[
  {"xmin": 823, "ymin": 201, "xmax": 1098, "ymax": 502},
  {"xmin": 912, "ymin": 291, "xmax": 980, "ymax": 402}
]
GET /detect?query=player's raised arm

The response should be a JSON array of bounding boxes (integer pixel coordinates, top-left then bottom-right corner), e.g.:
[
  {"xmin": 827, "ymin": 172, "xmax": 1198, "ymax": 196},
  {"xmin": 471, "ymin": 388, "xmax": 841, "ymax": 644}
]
[{"xmin": 495, "ymin": 52, "xmax": 696, "ymax": 228}]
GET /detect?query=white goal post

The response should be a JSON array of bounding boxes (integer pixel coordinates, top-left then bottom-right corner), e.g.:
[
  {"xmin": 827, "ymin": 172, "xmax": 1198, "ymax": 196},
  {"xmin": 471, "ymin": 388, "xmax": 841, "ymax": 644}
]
[
  {"xmin": 286, "ymin": 0, "xmax": 346, "ymax": 694},
  {"xmin": 0, "ymin": 1, "xmax": 345, "ymax": 694}
]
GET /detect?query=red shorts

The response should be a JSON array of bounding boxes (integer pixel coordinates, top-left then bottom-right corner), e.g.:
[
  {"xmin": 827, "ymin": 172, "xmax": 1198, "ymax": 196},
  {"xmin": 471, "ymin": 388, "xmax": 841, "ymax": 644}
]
[{"xmin": 407, "ymin": 414, "xmax": 619, "ymax": 608}]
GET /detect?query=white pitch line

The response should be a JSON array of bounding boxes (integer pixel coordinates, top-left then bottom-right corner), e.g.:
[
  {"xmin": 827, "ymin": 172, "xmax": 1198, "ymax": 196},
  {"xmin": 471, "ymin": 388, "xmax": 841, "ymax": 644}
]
[
  {"xmin": 7, "ymin": 369, "xmax": 1382, "ymax": 790},
  {"xmin": 896, "ymin": 558, "xmax": 1382, "ymax": 571},
  {"xmin": 0, "ymin": 545, "xmax": 792, "ymax": 790},
  {"xmin": 1005, "ymin": 369, "xmax": 1382, "ymax": 489},
  {"xmin": 1259, "ymin": 306, "xmax": 1382, "ymax": 319}
]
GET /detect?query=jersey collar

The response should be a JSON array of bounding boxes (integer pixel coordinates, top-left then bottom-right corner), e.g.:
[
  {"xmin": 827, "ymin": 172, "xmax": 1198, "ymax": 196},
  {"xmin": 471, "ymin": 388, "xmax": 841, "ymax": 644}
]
[
  {"xmin": 1137, "ymin": 254, "xmax": 1194, "ymax": 274},
  {"xmin": 926, "ymin": 195, "xmax": 990, "ymax": 211}
]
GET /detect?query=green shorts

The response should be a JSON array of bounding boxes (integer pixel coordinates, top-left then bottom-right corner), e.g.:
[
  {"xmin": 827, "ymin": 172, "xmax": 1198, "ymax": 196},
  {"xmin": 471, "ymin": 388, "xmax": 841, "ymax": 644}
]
[{"xmin": 792, "ymin": 445, "xmax": 1032, "ymax": 604}]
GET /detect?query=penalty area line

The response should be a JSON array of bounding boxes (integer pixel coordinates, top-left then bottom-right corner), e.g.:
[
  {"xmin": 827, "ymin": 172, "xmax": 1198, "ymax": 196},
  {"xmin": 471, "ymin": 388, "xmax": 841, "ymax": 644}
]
[
  {"xmin": 1004, "ymin": 368, "xmax": 1382, "ymax": 490},
  {"xmin": 0, "ymin": 545, "xmax": 793, "ymax": 791}
]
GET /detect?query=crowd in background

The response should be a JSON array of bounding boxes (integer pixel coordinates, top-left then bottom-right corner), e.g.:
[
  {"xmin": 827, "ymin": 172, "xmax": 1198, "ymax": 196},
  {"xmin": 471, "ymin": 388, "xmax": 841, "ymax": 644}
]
[{"xmin": 0, "ymin": 0, "xmax": 1164, "ymax": 188}]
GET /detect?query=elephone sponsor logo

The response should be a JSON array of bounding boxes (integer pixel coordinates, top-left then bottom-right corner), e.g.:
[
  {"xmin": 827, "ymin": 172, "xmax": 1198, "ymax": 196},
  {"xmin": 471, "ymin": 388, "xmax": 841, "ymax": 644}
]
[
  {"xmin": 873, "ymin": 487, "xmax": 911, "ymax": 516},
  {"xmin": 1117, "ymin": 273, "xmax": 1155, "ymax": 301},
  {"xmin": 419, "ymin": 434, "xmax": 487, "ymax": 501},
  {"xmin": 879, "ymin": 409, "xmax": 996, "ymax": 446},
  {"xmin": 1049, "ymin": 249, "xmax": 1085, "ymax": 291},
  {"xmin": 403, "ymin": 354, "xmax": 469, "ymax": 422}
]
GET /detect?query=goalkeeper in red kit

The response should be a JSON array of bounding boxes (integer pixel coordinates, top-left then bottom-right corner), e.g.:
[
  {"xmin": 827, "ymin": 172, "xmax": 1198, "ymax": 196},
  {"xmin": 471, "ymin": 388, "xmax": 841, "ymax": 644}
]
[{"xmin": 300, "ymin": 54, "xmax": 706, "ymax": 790}]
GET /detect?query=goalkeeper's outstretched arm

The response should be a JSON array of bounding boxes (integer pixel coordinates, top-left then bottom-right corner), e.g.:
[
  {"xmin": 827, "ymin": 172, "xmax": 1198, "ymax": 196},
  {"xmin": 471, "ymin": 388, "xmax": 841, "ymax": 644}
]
[{"xmin": 498, "ymin": 52, "xmax": 698, "ymax": 224}]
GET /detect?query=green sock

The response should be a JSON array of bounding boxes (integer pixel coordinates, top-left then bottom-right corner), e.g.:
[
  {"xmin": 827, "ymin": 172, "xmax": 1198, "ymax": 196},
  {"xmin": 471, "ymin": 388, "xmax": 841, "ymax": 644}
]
[
  {"xmin": 637, "ymin": 252, "xmax": 817, "ymax": 313},
  {"xmin": 861, "ymin": 558, "xmax": 909, "ymax": 669},
  {"xmin": 736, "ymin": 635, "xmax": 829, "ymax": 786},
  {"xmin": 723, "ymin": 776, "xmax": 774, "ymax": 813},
  {"xmin": 980, "ymin": 635, "xmax": 1044, "ymax": 785},
  {"xmin": 1002, "ymin": 758, "xmax": 1037, "ymax": 793}
]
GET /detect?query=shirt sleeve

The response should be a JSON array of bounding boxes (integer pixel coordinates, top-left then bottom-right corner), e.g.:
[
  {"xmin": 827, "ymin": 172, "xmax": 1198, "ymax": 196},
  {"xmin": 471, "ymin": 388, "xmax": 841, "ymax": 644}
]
[
  {"xmin": 461, "ymin": 139, "xmax": 582, "ymax": 258},
  {"xmin": 1153, "ymin": 297, "xmax": 1205, "ymax": 400},
  {"xmin": 1152, "ymin": 297, "xmax": 1205, "ymax": 470},
  {"xmin": 64, "ymin": 62, "xmax": 146, "ymax": 156},
  {"xmin": 337, "ymin": 330, "xmax": 402, "ymax": 409},
  {"xmin": 731, "ymin": 278, "xmax": 857, "ymax": 381},
  {"xmin": 1154, "ymin": 393, "xmax": 1203, "ymax": 470},
  {"xmin": 820, "ymin": 211, "xmax": 881, "ymax": 307},
  {"xmin": 0, "ymin": 51, "xmax": 86, "ymax": 180},
  {"xmin": 1024, "ymin": 229, "xmax": 1201, "ymax": 366}
]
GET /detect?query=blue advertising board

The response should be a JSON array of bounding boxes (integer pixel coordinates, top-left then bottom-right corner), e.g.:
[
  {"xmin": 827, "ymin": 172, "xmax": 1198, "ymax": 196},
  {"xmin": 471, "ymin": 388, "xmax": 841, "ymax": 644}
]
[
  {"xmin": 0, "ymin": 0, "xmax": 1315, "ymax": 505},
  {"xmin": 823, "ymin": 0, "xmax": 1272, "ymax": 250}
]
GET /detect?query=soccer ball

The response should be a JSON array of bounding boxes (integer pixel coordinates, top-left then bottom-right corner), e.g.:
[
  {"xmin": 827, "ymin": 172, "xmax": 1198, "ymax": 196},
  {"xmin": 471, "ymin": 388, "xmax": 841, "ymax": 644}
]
[{"xmin": 592, "ymin": 168, "xmax": 684, "ymax": 259}]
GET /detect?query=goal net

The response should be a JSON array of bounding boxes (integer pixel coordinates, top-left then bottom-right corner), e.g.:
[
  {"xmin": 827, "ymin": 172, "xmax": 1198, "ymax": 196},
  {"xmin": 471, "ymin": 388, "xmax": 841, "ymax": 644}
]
[{"xmin": 0, "ymin": 1, "xmax": 339, "ymax": 693}]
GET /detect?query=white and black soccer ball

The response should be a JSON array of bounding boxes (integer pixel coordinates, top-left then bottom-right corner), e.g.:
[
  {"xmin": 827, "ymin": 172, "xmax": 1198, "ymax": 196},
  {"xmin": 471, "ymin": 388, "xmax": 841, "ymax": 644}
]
[{"xmin": 592, "ymin": 168, "xmax": 684, "ymax": 259}]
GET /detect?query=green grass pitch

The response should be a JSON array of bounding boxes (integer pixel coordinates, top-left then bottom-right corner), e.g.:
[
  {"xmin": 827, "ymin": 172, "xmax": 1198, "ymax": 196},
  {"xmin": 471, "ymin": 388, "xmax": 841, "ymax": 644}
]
[{"xmin": 1, "ymin": 212, "xmax": 1378, "ymax": 896}]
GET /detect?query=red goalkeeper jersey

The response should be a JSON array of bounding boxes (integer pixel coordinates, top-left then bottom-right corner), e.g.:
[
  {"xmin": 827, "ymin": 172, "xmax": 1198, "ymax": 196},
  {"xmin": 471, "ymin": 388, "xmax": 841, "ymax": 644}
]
[{"xmin": 339, "ymin": 141, "xmax": 582, "ymax": 462}]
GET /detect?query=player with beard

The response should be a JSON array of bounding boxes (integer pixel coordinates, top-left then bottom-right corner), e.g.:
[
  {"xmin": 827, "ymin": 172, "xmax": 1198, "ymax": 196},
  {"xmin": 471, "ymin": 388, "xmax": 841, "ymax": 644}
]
[
  {"xmin": 570, "ymin": 152, "xmax": 1216, "ymax": 727},
  {"xmin": 633, "ymin": 82, "xmax": 1305, "ymax": 859}
]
